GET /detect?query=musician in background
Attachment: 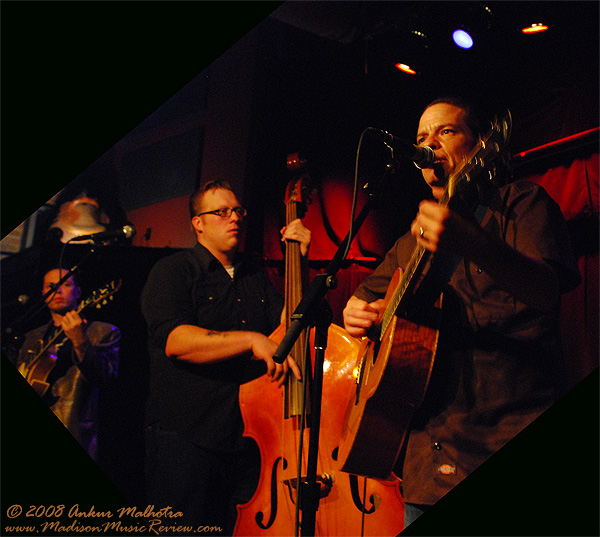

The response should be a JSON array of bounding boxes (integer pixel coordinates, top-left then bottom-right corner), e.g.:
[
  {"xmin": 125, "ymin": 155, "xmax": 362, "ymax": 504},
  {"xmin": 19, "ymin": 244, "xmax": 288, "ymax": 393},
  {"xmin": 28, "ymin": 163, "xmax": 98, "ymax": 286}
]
[
  {"xmin": 14, "ymin": 268, "xmax": 120, "ymax": 461},
  {"xmin": 343, "ymin": 97, "xmax": 581, "ymax": 528},
  {"xmin": 141, "ymin": 180, "xmax": 310, "ymax": 534}
]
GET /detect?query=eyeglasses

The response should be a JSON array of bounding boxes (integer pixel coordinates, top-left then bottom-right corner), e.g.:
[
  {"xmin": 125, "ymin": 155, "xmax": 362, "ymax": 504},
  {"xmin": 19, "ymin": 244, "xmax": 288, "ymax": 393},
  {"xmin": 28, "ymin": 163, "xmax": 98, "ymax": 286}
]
[{"xmin": 196, "ymin": 207, "xmax": 247, "ymax": 219}]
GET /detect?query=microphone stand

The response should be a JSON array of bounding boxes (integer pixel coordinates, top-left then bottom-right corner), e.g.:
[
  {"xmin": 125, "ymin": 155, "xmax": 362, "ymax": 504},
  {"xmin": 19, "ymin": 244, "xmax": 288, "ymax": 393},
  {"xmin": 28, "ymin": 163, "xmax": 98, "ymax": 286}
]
[{"xmin": 273, "ymin": 158, "xmax": 400, "ymax": 536}]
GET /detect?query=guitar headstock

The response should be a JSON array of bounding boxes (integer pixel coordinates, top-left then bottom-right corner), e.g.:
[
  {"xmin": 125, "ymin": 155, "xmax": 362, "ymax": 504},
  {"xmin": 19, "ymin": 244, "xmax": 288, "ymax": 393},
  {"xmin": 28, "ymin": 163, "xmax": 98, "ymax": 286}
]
[
  {"xmin": 445, "ymin": 110, "xmax": 512, "ymax": 202},
  {"xmin": 80, "ymin": 280, "xmax": 123, "ymax": 311}
]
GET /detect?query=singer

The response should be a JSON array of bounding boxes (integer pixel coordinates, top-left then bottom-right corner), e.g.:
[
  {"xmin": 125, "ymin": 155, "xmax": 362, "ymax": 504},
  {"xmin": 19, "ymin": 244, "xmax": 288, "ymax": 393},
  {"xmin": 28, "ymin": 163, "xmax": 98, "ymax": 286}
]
[
  {"xmin": 342, "ymin": 96, "xmax": 581, "ymax": 529},
  {"xmin": 140, "ymin": 180, "xmax": 311, "ymax": 533}
]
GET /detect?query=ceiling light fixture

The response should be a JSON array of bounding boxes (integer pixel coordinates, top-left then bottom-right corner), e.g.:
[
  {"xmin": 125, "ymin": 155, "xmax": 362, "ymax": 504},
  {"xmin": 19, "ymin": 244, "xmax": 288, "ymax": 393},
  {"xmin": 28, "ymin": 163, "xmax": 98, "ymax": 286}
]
[{"xmin": 521, "ymin": 23, "xmax": 549, "ymax": 34}]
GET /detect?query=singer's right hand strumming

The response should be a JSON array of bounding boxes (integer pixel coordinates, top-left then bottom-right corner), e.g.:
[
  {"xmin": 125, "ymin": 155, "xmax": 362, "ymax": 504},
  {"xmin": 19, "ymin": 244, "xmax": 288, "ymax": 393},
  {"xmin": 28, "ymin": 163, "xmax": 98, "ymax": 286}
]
[{"xmin": 342, "ymin": 296, "xmax": 386, "ymax": 339}]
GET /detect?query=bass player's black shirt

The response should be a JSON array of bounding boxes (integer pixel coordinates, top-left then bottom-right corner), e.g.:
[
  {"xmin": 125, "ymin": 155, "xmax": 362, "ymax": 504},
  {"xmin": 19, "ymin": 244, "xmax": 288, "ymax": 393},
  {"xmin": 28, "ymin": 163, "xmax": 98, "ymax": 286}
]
[{"xmin": 141, "ymin": 242, "xmax": 284, "ymax": 451}]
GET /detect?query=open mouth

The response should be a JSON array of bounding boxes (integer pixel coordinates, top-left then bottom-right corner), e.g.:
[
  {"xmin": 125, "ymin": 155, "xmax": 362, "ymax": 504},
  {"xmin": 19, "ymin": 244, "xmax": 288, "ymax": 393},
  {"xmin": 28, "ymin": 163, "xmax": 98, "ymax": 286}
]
[{"xmin": 432, "ymin": 162, "xmax": 446, "ymax": 181}]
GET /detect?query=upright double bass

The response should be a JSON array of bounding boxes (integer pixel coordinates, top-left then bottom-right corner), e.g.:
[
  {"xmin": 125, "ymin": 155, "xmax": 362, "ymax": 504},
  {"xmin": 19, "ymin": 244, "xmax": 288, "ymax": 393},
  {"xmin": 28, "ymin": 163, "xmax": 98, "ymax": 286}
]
[{"xmin": 235, "ymin": 154, "xmax": 404, "ymax": 537}]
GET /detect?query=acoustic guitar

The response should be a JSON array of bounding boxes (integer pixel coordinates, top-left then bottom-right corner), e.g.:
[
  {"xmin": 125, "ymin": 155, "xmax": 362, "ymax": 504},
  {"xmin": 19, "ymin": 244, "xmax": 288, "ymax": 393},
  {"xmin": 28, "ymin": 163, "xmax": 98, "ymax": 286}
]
[
  {"xmin": 18, "ymin": 279, "xmax": 121, "ymax": 397},
  {"xmin": 338, "ymin": 112, "xmax": 512, "ymax": 480}
]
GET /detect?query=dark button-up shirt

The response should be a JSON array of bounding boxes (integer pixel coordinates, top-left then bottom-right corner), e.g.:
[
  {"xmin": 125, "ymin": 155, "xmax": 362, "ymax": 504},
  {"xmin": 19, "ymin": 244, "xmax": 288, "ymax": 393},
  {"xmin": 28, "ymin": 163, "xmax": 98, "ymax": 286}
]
[
  {"xmin": 141, "ymin": 242, "xmax": 284, "ymax": 451},
  {"xmin": 353, "ymin": 181, "xmax": 581, "ymax": 505}
]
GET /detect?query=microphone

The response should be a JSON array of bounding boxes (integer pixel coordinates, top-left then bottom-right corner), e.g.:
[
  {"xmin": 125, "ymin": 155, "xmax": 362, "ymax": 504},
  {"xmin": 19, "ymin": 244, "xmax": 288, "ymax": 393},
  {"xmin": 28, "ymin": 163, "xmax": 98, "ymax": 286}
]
[
  {"xmin": 368, "ymin": 128, "xmax": 436, "ymax": 168},
  {"xmin": 69, "ymin": 225, "xmax": 136, "ymax": 243}
]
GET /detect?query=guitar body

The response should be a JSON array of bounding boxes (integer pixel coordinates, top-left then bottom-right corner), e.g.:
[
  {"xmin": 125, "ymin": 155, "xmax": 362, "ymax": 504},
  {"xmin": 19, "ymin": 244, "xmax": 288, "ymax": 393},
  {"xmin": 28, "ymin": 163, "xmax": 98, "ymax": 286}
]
[
  {"xmin": 338, "ymin": 268, "xmax": 441, "ymax": 480},
  {"xmin": 21, "ymin": 343, "xmax": 60, "ymax": 397},
  {"xmin": 338, "ymin": 111, "xmax": 512, "ymax": 480}
]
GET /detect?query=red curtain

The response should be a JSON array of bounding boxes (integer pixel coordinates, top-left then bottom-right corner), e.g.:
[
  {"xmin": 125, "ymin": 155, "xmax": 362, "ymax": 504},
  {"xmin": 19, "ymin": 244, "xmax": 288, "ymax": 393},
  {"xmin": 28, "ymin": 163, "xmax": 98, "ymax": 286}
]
[
  {"xmin": 523, "ymin": 151, "xmax": 599, "ymax": 388},
  {"xmin": 266, "ymin": 144, "xmax": 599, "ymax": 388}
]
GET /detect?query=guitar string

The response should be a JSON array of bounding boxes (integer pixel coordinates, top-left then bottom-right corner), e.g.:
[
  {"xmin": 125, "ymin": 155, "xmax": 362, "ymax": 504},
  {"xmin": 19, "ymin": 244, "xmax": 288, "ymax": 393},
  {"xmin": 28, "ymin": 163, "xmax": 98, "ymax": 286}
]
[{"xmin": 377, "ymin": 118, "xmax": 505, "ymax": 341}]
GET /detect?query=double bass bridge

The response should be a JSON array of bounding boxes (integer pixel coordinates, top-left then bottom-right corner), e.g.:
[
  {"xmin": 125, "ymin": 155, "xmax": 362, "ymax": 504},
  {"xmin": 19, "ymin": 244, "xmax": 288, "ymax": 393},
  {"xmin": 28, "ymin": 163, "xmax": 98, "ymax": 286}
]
[{"xmin": 282, "ymin": 473, "xmax": 334, "ymax": 505}]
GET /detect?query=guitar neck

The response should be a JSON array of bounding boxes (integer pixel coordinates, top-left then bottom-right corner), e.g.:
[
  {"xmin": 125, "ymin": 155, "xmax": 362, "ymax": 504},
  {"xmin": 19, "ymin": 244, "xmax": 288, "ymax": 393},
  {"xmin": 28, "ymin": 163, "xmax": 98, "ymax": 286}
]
[
  {"xmin": 379, "ymin": 134, "xmax": 500, "ymax": 337},
  {"xmin": 33, "ymin": 297, "xmax": 90, "ymax": 360},
  {"xmin": 380, "ymin": 244, "xmax": 431, "ymax": 339},
  {"xmin": 32, "ymin": 280, "xmax": 120, "ymax": 361}
]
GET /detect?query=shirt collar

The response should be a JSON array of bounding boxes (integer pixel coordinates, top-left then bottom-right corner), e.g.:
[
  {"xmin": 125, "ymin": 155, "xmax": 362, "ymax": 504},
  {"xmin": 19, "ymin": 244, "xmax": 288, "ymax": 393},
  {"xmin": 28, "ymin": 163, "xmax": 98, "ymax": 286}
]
[{"xmin": 192, "ymin": 242, "xmax": 243, "ymax": 273}]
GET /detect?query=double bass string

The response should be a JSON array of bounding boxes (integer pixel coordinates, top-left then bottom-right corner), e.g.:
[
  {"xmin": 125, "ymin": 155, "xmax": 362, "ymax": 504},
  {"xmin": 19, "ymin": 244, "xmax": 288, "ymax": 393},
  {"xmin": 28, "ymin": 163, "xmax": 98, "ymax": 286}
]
[
  {"xmin": 284, "ymin": 189, "xmax": 305, "ymax": 536},
  {"xmin": 235, "ymin": 163, "xmax": 405, "ymax": 536}
]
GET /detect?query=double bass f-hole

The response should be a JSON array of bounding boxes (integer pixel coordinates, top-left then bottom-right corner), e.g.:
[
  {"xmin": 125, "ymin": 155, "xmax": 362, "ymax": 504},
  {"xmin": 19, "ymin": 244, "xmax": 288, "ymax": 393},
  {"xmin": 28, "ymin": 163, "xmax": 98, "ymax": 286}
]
[
  {"xmin": 349, "ymin": 475, "xmax": 378, "ymax": 515},
  {"xmin": 254, "ymin": 457, "xmax": 287, "ymax": 530}
]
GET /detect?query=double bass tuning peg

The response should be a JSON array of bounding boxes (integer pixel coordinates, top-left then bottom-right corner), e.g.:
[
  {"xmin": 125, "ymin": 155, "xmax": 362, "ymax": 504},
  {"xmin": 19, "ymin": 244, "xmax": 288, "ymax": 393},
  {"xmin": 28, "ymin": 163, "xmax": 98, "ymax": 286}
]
[{"xmin": 286, "ymin": 152, "xmax": 307, "ymax": 172}]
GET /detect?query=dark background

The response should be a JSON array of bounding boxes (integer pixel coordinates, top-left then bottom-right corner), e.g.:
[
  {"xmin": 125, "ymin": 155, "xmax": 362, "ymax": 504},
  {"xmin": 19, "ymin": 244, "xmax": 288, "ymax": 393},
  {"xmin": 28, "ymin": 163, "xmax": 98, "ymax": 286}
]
[{"xmin": 2, "ymin": 2, "xmax": 598, "ymax": 536}]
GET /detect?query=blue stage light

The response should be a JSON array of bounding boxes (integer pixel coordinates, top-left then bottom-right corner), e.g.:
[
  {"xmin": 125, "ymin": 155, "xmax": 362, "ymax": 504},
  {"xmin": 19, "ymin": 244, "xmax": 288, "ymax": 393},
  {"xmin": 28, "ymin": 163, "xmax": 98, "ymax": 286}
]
[{"xmin": 452, "ymin": 29, "xmax": 474, "ymax": 49}]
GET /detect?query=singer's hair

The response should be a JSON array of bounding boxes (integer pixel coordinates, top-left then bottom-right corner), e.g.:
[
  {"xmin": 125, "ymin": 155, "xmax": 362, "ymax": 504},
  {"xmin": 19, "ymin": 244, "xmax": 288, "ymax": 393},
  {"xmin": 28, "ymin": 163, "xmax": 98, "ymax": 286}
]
[
  {"xmin": 189, "ymin": 180, "xmax": 235, "ymax": 220},
  {"xmin": 424, "ymin": 96, "xmax": 487, "ymax": 139},
  {"xmin": 424, "ymin": 96, "xmax": 513, "ymax": 184}
]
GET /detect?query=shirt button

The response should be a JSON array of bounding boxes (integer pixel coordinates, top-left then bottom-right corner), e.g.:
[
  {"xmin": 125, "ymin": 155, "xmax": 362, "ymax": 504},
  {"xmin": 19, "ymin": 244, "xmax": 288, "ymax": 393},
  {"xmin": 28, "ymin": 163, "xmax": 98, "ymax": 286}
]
[
  {"xmin": 476, "ymin": 268, "xmax": 483, "ymax": 274},
  {"xmin": 433, "ymin": 442, "xmax": 442, "ymax": 450}
]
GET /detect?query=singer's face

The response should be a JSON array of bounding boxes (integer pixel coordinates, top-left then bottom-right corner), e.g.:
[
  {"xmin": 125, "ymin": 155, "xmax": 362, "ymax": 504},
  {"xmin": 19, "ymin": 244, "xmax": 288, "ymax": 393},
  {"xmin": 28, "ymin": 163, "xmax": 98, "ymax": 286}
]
[
  {"xmin": 43, "ymin": 269, "xmax": 80, "ymax": 314},
  {"xmin": 416, "ymin": 103, "xmax": 477, "ymax": 201},
  {"xmin": 193, "ymin": 188, "xmax": 244, "ymax": 258}
]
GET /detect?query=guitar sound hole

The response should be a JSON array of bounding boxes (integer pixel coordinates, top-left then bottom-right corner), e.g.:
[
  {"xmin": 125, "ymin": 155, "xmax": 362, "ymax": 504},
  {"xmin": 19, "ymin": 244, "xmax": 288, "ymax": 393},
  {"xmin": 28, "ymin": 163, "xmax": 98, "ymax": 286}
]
[{"xmin": 371, "ymin": 340, "xmax": 381, "ymax": 366}]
